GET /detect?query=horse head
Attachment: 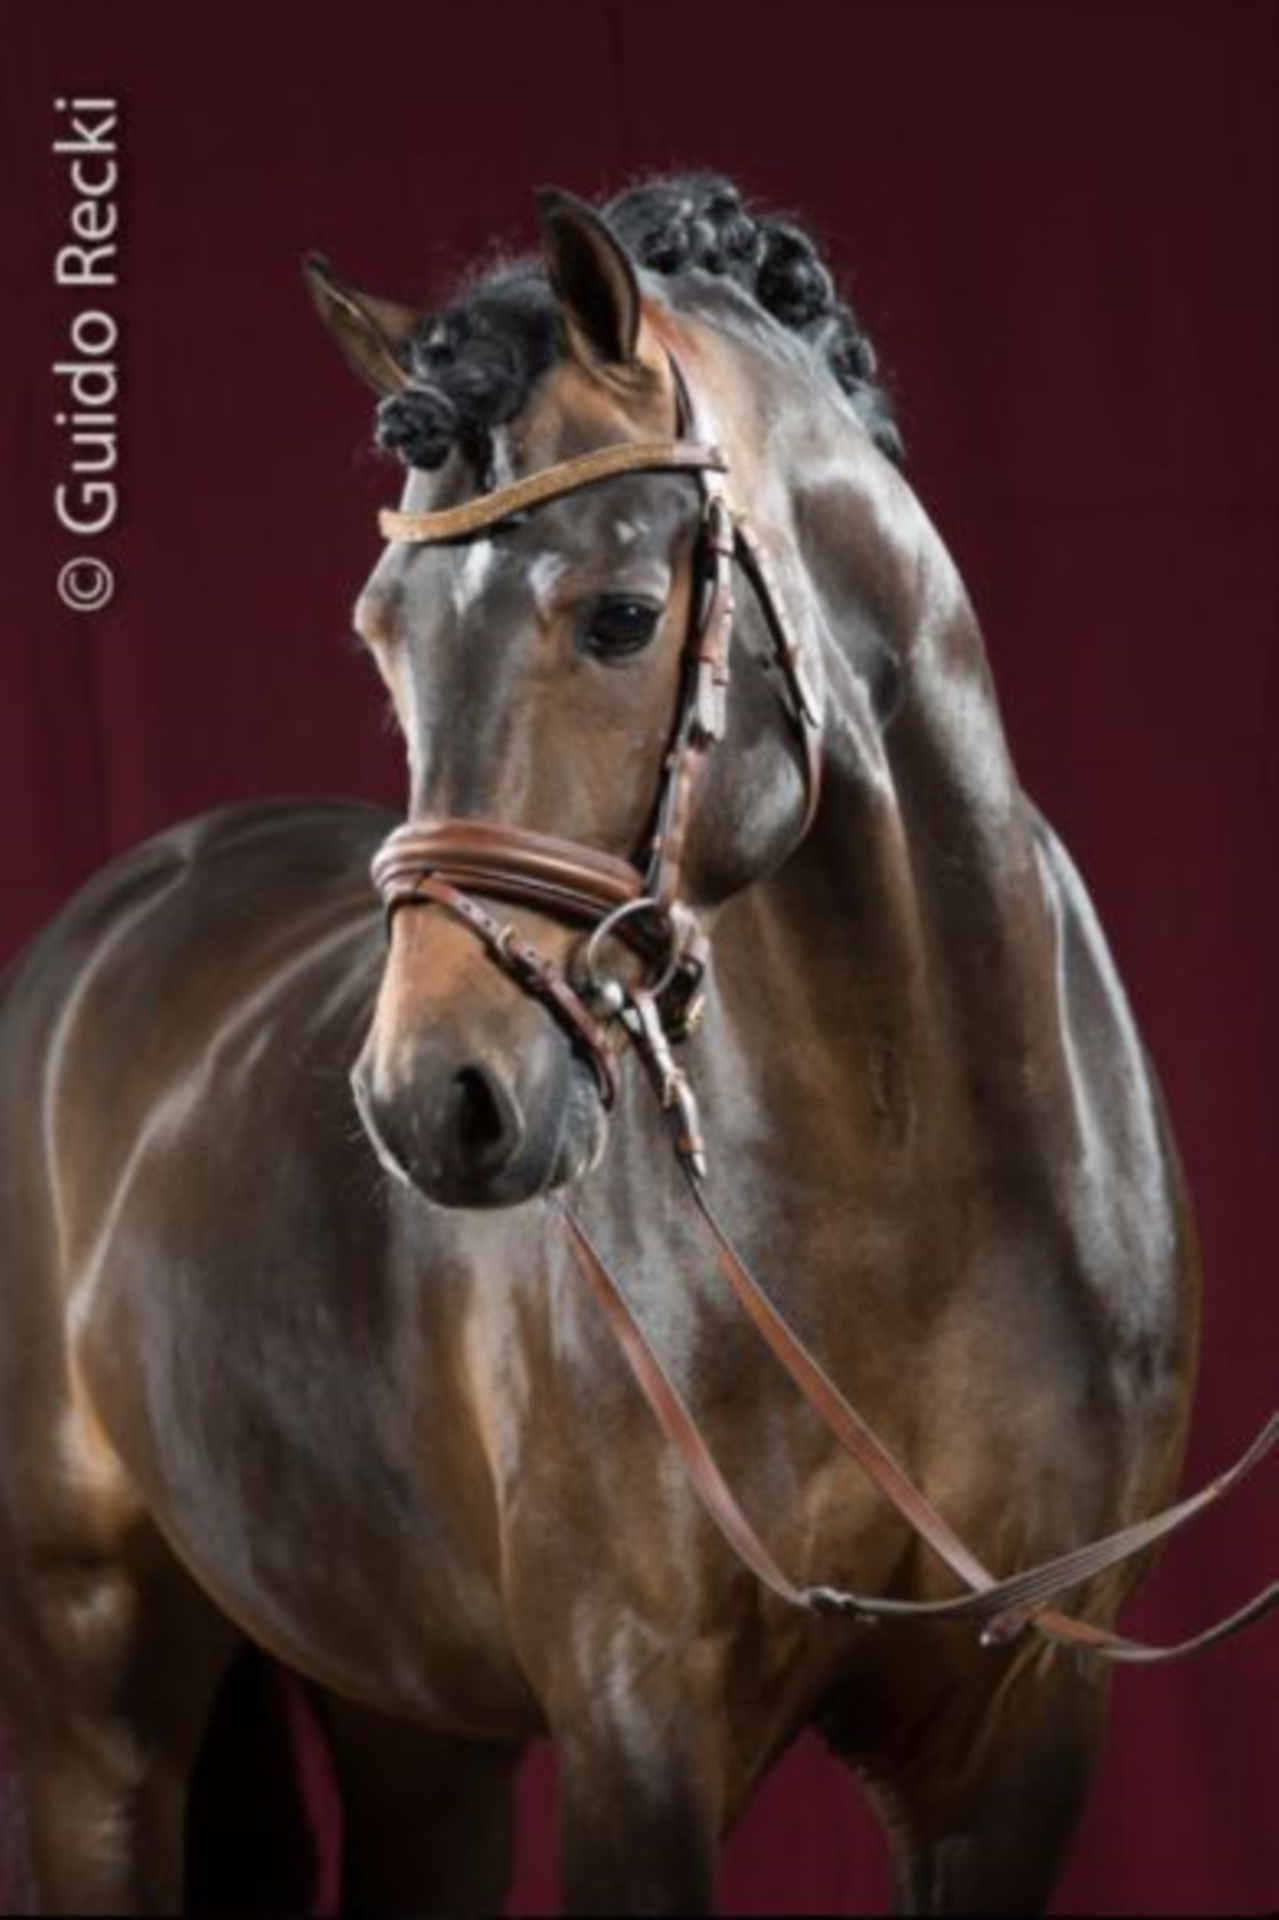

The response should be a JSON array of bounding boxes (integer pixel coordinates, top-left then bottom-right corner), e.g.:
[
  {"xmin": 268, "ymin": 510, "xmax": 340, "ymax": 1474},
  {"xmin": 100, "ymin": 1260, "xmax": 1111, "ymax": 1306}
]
[{"xmin": 309, "ymin": 182, "xmax": 904, "ymax": 1208}]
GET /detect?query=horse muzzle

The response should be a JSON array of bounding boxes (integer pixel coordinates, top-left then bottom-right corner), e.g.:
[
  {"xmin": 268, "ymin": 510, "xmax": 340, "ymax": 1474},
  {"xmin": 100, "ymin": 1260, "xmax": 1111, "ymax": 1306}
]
[{"xmin": 352, "ymin": 906, "xmax": 608, "ymax": 1209}]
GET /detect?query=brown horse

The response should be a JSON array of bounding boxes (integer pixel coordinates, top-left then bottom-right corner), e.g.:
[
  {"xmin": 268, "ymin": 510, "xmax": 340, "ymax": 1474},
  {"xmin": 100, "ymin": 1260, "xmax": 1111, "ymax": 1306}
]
[{"xmin": 0, "ymin": 176, "xmax": 1260, "ymax": 1914}]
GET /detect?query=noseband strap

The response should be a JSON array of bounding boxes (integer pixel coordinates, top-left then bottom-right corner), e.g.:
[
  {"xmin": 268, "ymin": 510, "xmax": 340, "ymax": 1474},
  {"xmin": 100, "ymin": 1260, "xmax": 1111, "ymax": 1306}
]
[
  {"xmin": 372, "ymin": 820, "xmax": 642, "ymax": 926},
  {"xmin": 398, "ymin": 874, "xmax": 621, "ymax": 1107}
]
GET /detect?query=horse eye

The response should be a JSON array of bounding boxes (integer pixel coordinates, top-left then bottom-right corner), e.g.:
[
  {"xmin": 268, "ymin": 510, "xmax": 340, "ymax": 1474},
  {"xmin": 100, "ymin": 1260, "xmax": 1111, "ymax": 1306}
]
[{"xmin": 585, "ymin": 597, "xmax": 662, "ymax": 658}]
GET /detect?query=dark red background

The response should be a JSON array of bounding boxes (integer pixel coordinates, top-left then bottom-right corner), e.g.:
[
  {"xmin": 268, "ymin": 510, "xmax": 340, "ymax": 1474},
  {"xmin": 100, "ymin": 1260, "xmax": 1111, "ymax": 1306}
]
[{"xmin": 2, "ymin": 2, "xmax": 1276, "ymax": 1911}]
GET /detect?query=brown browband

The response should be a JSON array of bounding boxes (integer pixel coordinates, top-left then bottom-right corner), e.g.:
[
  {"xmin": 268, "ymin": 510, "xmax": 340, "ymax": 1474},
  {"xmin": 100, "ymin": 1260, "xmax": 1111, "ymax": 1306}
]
[
  {"xmin": 370, "ymin": 348, "xmax": 1278, "ymax": 1666},
  {"xmin": 380, "ymin": 440, "xmax": 727, "ymax": 544}
]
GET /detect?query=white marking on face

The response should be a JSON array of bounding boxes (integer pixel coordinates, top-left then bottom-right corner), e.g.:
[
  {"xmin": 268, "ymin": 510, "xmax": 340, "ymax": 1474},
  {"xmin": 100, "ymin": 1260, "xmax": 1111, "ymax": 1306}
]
[
  {"xmin": 488, "ymin": 426, "xmax": 517, "ymax": 488},
  {"xmin": 614, "ymin": 519, "xmax": 646, "ymax": 547},
  {"xmin": 528, "ymin": 552, "xmax": 572, "ymax": 621},
  {"xmin": 451, "ymin": 541, "xmax": 498, "ymax": 621}
]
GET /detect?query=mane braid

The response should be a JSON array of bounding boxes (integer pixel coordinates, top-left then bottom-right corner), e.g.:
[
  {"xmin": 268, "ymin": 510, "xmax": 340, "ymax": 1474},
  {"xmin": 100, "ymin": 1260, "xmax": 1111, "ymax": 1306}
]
[{"xmin": 377, "ymin": 172, "xmax": 903, "ymax": 474}]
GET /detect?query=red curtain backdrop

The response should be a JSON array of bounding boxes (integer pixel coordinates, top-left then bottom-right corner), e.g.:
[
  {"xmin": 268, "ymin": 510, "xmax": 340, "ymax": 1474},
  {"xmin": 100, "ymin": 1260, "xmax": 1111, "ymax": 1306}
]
[{"xmin": 2, "ymin": 3, "xmax": 1275, "ymax": 1911}]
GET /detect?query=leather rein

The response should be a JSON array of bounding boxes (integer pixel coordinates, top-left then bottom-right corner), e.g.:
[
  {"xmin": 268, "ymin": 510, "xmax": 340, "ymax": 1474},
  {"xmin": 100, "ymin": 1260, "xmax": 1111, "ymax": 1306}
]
[{"xmin": 371, "ymin": 354, "xmax": 1279, "ymax": 1665}]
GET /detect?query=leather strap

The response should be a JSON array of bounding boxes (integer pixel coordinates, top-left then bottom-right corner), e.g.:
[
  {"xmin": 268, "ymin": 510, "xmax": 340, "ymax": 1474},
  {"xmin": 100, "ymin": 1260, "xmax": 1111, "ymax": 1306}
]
[
  {"xmin": 733, "ymin": 514, "xmax": 824, "ymax": 839},
  {"xmin": 566, "ymin": 1186, "xmax": 1279, "ymax": 1662},
  {"xmin": 644, "ymin": 490, "xmax": 735, "ymax": 908},
  {"xmin": 373, "ymin": 346, "xmax": 823, "ymax": 927},
  {"xmin": 370, "ymin": 350, "xmax": 822, "ymax": 1084},
  {"xmin": 562, "ymin": 1204, "xmax": 818, "ymax": 1612},
  {"xmin": 398, "ymin": 876, "xmax": 619, "ymax": 1105},
  {"xmin": 373, "ymin": 820, "xmax": 643, "ymax": 925},
  {"xmin": 369, "ymin": 345, "xmax": 1277, "ymax": 1665},
  {"xmin": 380, "ymin": 441, "xmax": 727, "ymax": 544},
  {"xmin": 685, "ymin": 1177, "xmax": 1279, "ymax": 1657}
]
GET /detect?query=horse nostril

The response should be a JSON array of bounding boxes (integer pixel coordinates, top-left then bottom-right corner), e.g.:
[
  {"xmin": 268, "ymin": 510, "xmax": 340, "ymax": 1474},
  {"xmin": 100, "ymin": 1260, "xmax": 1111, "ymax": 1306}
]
[{"xmin": 450, "ymin": 1064, "xmax": 523, "ymax": 1174}]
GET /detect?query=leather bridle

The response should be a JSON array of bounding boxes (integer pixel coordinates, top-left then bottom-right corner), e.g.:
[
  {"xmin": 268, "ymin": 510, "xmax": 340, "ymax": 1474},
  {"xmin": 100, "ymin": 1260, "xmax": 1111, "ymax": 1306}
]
[
  {"xmin": 372, "ymin": 357, "xmax": 821, "ymax": 1156},
  {"xmin": 370, "ymin": 348, "xmax": 1278, "ymax": 1665}
]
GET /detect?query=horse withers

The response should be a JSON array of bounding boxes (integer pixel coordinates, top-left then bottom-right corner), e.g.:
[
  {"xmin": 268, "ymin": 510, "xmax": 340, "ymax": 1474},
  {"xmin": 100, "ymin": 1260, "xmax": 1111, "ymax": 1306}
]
[{"xmin": 0, "ymin": 175, "xmax": 1268, "ymax": 1914}]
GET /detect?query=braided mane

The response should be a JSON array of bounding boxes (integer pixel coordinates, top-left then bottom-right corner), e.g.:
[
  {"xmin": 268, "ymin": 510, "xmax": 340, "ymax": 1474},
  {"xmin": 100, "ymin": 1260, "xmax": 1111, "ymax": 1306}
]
[{"xmin": 377, "ymin": 174, "xmax": 902, "ymax": 475}]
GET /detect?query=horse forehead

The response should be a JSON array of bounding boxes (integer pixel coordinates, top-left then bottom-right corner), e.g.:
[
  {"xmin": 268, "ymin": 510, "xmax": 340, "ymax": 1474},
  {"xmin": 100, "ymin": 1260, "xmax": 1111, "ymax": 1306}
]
[
  {"xmin": 545, "ymin": 471, "xmax": 685, "ymax": 542},
  {"xmin": 525, "ymin": 550, "xmax": 572, "ymax": 619},
  {"xmin": 450, "ymin": 541, "xmax": 502, "ymax": 620},
  {"xmin": 445, "ymin": 479, "xmax": 685, "ymax": 610}
]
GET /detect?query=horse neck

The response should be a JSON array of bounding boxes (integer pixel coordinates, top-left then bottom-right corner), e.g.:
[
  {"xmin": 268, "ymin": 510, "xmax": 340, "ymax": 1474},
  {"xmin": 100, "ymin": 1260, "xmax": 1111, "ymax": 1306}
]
[{"xmin": 736, "ymin": 479, "xmax": 1071, "ymax": 1150}]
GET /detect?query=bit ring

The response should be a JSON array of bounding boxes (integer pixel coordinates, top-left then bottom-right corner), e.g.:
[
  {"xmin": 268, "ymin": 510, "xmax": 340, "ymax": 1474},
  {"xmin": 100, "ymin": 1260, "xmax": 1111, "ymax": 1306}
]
[{"xmin": 580, "ymin": 897, "xmax": 681, "ymax": 1010}]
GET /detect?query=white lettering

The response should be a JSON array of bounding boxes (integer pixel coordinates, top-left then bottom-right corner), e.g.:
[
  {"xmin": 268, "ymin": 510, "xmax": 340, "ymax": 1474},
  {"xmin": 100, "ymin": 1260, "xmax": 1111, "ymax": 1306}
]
[
  {"xmin": 55, "ymin": 243, "xmax": 116, "ymax": 287},
  {"xmin": 55, "ymin": 479, "xmax": 116, "ymax": 536}
]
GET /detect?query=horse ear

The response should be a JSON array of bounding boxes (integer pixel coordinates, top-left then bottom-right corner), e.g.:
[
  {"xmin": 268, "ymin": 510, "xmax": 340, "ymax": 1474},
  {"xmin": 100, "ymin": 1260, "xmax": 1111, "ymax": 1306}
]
[
  {"xmin": 537, "ymin": 187, "xmax": 646, "ymax": 371},
  {"xmin": 303, "ymin": 252, "xmax": 421, "ymax": 396}
]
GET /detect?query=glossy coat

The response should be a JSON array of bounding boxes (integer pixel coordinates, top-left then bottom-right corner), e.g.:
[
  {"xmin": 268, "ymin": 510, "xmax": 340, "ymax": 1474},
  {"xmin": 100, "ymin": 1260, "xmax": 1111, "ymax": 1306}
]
[{"xmin": 0, "ymin": 202, "xmax": 1196, "ymax": 1914}]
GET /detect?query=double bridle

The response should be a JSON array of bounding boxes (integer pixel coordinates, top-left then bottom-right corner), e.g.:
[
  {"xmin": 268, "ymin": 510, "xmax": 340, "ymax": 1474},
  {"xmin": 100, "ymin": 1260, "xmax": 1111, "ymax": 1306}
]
[{"xmin": 370, "ymin": 348, "xmax": 1278, "ymax": 1664}]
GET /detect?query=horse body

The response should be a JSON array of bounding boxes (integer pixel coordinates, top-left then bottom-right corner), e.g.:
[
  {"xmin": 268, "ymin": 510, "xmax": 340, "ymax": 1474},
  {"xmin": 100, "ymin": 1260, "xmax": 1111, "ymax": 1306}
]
[{"xmin": 0, "ymin": 180, "xmax": 1199, "ymax": 1913}]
